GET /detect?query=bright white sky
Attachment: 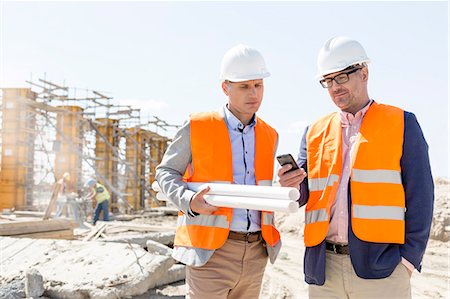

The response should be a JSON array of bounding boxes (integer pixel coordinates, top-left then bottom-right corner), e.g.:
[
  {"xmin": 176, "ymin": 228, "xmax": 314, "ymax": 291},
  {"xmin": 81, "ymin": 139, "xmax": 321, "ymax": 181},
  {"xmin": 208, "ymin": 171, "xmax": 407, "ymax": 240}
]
[{"xmin": 1, "ymin": 1, "xmax": 448, "ymax": 177}]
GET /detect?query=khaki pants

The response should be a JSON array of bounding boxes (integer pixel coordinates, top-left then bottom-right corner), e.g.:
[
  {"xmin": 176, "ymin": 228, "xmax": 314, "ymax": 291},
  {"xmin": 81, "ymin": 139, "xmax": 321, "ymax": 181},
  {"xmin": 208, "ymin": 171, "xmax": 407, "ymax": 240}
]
[
  {"xmin": 186, "ymin": 238, "xmax": 268, "ymax": 299},
  {"xmin": 309, "ymin": 251, "xmax": 411, "ymax": 299}
]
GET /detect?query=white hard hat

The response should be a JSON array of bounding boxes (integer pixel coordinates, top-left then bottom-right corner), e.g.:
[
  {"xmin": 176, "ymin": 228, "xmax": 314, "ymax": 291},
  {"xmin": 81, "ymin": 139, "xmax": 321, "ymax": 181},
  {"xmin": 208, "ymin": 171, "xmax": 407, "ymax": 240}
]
[
  {"xmin": 85, "ymin": 178, "xmax": 97, "ymax": 188},
  {"xmin": 317, "ymin": 36, "xmax": 370, "ymax": 78},
  {"xmin": 220, "ymin": 44, "xmax": 270, "ymax": 82}
]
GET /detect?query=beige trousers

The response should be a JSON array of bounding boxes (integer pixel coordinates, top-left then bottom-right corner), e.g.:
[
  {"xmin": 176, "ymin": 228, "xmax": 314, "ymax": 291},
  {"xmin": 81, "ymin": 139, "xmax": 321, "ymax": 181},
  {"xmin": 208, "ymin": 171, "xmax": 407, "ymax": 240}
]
[
  {"xmin": 309, "ymin": 251, "xmax": 411, "ymax": 299},
  {"xmin": 186, "ymin": 238, "xmax": 268, "ymax": 299}
]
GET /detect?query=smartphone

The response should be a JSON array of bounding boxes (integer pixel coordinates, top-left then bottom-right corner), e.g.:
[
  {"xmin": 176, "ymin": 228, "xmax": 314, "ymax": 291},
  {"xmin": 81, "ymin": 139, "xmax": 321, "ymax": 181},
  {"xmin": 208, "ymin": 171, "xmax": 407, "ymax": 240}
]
[{"xmin": 276, "ymin": 154, "xmax": 299, "ymax": 172}]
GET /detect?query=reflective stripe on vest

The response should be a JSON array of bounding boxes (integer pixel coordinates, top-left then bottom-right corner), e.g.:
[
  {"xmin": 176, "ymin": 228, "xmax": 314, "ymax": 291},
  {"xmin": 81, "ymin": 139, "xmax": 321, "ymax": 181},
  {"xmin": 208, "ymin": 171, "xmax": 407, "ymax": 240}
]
[
  {"xmin": 353, "ymin": 204, "xmax": 405, "ymax": 220},
  {"xmin": 262, "ymin": 212, "xmax": 274, "ymax": 225},
  {"xmin": 305, "ymin": 208, "xmax": 328, "ymax": 224},
  {"xmin": 352, "ymin": 169, "xmax": 402, "ymax": 184},
  {"xmin": 177, "ymin": 213, "xmax": 229, "ymax": 229},
  {"xmin": 305, "ymin": 102, "xmax": 405, "ymax": 246},
  {"xmin": 261, "ymin": 211, "xmax": 280, "ymax": 246},
  {"xmin": 308, "ymin": 174, "xmax": 340, "ymax": 191},
  {"xmin": 258, "ymin": 180, "xmax": 272, "ymax": 186},
  {"xmin": 174, "ymin": 111, "xmax": 280, "ymax": 250}
]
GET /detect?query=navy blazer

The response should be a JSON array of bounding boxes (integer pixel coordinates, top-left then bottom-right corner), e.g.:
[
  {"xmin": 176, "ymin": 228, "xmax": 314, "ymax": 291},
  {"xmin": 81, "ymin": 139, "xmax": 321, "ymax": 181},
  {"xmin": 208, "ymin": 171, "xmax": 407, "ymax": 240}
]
[{"xmin": 297, "ymin": 111, "xmax": 434, "ymax": 285}]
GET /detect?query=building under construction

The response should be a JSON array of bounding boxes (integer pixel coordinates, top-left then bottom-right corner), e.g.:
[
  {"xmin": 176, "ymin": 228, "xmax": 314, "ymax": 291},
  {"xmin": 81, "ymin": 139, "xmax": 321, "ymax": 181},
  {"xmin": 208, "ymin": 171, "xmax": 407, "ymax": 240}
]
[{"xmin": 0, "ymin": 78, "xmax": 176, "ymax": 215}]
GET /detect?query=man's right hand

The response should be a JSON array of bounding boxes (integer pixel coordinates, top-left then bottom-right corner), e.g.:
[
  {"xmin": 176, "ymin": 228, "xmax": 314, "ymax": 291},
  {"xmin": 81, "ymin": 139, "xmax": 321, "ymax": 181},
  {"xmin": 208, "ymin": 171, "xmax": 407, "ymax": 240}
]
[
  {"xmin": 190, "ymin": 186, "xmax": 219, "ymax": 215},
  {"xmin": 278, "ymin": 164, "xmax": 307, "ymax": 189}
]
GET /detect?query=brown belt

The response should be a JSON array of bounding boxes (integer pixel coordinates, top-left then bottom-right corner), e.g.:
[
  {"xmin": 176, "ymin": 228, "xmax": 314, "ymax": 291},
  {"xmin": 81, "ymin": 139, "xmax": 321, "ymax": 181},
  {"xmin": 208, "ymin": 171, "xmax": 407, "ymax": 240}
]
[
  {"xmin": 228, "ymin": 231, "xmax": 262, "ymax": 243},
  {"xmin": 325, "ymin": 241, "xmax": 349, "ymax": 255}
]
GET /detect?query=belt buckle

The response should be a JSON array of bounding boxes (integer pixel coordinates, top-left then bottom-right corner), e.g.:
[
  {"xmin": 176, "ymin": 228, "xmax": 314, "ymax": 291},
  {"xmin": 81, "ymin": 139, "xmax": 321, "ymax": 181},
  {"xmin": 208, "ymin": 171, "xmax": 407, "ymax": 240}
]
[
  {"xmin": 332, "ymin": 244, "xmax": 337, "ymax": 254},
  {"xmin": 245, "ymin": 232, "xmax": 251, "ymax": 242},
  {"xmin": 327, "ymin": 242, "xmax": 338, "ymax": 254}
]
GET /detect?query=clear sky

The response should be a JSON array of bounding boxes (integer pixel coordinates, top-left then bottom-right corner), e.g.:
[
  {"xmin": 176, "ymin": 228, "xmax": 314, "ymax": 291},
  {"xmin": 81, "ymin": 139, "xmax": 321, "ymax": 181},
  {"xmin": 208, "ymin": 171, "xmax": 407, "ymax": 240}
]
[{"xmin": 1, "ymin": 1, "xmax": 448, "ymax": 177}]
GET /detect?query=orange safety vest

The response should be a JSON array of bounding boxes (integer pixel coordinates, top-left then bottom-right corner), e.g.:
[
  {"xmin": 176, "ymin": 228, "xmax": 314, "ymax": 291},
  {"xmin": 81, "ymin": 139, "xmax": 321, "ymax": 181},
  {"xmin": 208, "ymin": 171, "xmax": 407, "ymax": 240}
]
[
  {"xmin": 174, "ymin": 111, "xmax": 281, "ymax": 250},
  {"xmin": 305, "ymin": 102, "xmax": 405, "ymax": 247}
]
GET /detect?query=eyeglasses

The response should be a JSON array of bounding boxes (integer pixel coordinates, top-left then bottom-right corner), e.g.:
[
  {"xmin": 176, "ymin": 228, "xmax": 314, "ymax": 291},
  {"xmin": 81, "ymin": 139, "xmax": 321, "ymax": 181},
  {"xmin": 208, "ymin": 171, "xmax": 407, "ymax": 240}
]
[{"xmin": 319, "ymin": 67, "xmax": 362, "ymax": 88}]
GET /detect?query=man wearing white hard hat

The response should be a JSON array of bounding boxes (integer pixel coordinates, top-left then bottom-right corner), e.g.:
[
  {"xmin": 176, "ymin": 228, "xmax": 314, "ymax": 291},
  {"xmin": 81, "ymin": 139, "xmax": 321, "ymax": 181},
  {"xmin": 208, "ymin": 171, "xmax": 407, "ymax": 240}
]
[
  {"xmin": 156, "ymin": 44, "xmax": 281, "ymax": 298},
  {"xmin": 278, "ymin": 36, "xmax": 433, "ymax": 298}
]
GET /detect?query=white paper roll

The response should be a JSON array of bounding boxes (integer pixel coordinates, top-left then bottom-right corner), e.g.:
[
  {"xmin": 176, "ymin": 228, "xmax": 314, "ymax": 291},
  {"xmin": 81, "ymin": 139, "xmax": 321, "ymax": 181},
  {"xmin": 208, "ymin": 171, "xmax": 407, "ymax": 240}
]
[
  {"xmin": 151, "ymin": 181, "xmax": 161, "ymax": 192},
  {"xmin": 156, "ymin": 192, "xmax": 167, "ymax": 201},
  {"xmin": 187, "ymin": 182, "xmax": 299, "ymax": 201},
  {"xmin": 204, "ymin": 194, "xmax": 298, "ymax": 213}
]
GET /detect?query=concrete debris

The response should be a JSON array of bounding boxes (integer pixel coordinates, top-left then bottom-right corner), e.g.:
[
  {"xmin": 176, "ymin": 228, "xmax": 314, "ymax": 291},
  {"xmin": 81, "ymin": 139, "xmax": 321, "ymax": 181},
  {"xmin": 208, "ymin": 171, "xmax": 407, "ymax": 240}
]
[
  {"xmin": 25, "ymin": 268, "xmax": 44, "ymax": 297},
  {"xmin": 0, "ymin": 276, "xmax": 25, "ymax": 299},
  {"xmin": 101, "ymin": 231, "xmax": 175, "ymax": 247},
  {"xmin": 146, "ymin": 239, "xmax": 173, "ymax": 256},
  {"xmin": 155, "ymin": 264, "xmax": 186, "ymax": 287},
  {"xmin": 1, "ymin": 237, "xmax": 175, "ymax": 299},
  {"xmin": 76, "ymin": 221, "xmax": 176, "ymax": 248}
]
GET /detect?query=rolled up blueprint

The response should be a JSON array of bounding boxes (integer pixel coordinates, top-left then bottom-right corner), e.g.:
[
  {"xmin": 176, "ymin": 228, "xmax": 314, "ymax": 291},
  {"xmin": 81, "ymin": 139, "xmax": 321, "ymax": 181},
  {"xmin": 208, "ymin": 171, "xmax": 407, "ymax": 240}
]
[
  {"xmin": 152, "ymin": 181, "xmax": 161, "ymax": 192},
  {"xmin": 155, "ymin": 191, "xmax": 298, "ymax": 213},
  {"xmin": 152, "ymin": 181, "xmax": 299, "ymax": 201},
  {"xmin": 155, "ymin": 192, "xmax": 168, "ymax": 201},
  {"xmin": 187, "ymin": 182, "xmax": 299, "ymax": 201},
  {"xmin": 204, "ymin": 194, "xmax": 298, "ymax": 213}
]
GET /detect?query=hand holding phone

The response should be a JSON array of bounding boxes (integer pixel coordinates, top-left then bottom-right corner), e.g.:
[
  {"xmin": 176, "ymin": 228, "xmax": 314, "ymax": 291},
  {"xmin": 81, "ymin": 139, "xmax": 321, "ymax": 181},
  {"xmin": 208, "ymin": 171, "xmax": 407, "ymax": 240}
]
[
  {"xmin": 277, "ymin": 153, "xmax": 307, "ymax": 188},
  {"xmin": 276, "ymin": 154, "xmax": 299, "ymax": 172}
]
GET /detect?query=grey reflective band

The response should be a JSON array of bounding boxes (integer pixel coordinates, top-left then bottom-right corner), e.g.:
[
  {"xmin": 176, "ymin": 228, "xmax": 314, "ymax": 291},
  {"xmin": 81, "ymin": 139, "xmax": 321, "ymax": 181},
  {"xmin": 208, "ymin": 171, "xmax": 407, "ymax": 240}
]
[
  {"xmin": 353, "ymin": 204, "xmax": 405, "ymax": 220},
  {"xmin": 305, "ymin": 208, "xmax": 328, "ymax": 224},
  {"xmin": 308, "ymin": 174, "xmax": 339, "ymax": 191},
  {"xmin": 263, "ymin": 213, "xmax": 274, "ymax": 225},
  {"xmin": 177, "ymin": 214, "xmax": 229, "ymax": 229},
  {"xmin": 258, "ymin": 180, "xmax": 272, "ymax": 186},
  {"xmin": 352, "ymin": 169, "xmax": 402, "ymax": 184}
]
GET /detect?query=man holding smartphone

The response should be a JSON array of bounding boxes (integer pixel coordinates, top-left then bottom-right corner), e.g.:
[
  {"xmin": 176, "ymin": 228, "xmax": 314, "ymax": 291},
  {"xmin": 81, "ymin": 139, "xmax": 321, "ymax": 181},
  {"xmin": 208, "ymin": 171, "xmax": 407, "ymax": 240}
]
[
  {"xmin": 156, "ymin": 44, "xmax": 281, "ymax": 299},
  {"xmin": 278, "ymin": 36, "xmax": 433, "ymax": 298}
]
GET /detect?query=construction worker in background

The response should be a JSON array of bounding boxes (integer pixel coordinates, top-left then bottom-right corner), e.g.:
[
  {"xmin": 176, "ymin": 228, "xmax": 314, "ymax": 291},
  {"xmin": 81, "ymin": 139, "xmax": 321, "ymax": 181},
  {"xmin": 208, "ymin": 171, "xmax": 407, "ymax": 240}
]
[
  {"xmin": 85, "ymin": 178, "xmax": 110, "ymax": 225},
  {"xmin": 278, "ymin": 36, "xmax": 434, "ymax": 298},
  {"xmin": 54, "ymin": 172, "xmax": 71, "ymax": 218},
  {"xmin": 156, "ymin": 44, "xmax": 281, "ymax": 299}
]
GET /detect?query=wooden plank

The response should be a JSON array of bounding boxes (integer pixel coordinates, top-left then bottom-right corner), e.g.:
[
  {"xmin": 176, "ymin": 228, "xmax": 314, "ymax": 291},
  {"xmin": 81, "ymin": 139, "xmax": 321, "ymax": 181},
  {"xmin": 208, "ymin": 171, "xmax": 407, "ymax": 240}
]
[
  {"xmin": 0, "ymin": 215, "xmax": 16, "ymax": 221},
  {"xmin": 83, "ymin": 223, "xmax": 107, "ymax": 242},
  {"xmin": 0, "ymin": 216, "xmax": 41, "ymax": 222},
  {"xmin": 83, "ymin": 222, "xmax": 94, "ymax": 229},
  {"xmin": 13, "ymin": 229, "xmax": 74, "ymax": 240},
  {"xmin": 73, "ymin": 227, "xmax": 91, "ymax": 236},
  {"xmin": 13, "ymin": 211, "xmax": 45, "ymax": 218},
  {"xmin": 42, "ymin": 182, "xmax": 62, "ymax": 220},
  {"xmin": 91, "ymin": 225, "xmax": 108, "ymax": 241},
  {"xmin": 0, "ymin": 218, "xmax": 78, "ymax": 236}
]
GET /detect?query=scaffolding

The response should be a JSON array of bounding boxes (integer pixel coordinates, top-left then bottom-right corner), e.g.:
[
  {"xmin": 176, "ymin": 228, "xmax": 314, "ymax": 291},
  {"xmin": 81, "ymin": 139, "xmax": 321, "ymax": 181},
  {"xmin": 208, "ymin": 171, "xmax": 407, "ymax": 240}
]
[{"xmin": 0, "ymin": 78, "xmax": 177, "ymax": 213}]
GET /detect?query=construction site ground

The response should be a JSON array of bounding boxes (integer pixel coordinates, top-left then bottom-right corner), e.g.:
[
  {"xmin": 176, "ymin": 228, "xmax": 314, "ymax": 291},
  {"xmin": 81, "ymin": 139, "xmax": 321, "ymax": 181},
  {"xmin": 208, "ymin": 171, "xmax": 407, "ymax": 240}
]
[{"xmin": 1, "ymin": 179, "xmax": 449, "ymax": 298}]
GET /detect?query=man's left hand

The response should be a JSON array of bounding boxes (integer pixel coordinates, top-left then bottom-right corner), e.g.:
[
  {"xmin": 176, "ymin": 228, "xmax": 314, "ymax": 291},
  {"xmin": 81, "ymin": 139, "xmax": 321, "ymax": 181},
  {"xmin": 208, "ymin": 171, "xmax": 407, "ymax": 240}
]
[
  {"xmin": 405, "ymin": 267, "xmax": 413, "ymax": 278},
  {"xmin": 402, "ymin": 264, "xmax": 413, "ymax": 278},
  {"xmin": 278, "ymin": 165, "xmax": 307, "ymax": 189}
]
